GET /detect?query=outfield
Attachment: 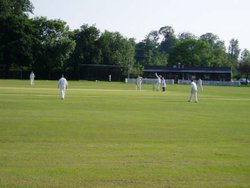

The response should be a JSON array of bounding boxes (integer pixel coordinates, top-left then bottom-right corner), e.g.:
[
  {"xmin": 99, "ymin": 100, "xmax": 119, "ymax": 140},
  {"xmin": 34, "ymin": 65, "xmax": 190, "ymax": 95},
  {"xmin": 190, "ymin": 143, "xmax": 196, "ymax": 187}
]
[{"xmin": 0, "ymin": 80, "xmax": 250, "ymax": 188}]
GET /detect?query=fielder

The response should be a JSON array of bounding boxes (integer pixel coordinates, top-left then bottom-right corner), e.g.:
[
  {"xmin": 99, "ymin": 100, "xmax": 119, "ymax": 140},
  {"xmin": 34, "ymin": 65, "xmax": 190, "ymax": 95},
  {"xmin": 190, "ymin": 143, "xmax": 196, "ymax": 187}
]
[
  {"xmin": 188, "ymin": 80, "xmax": 198, "ymax": 103},
  {"xmin": 155, "ymin": 73, "xmax": 161, "ymax": 91},
  {"xmin": 135, "ymin": 75, "xmax": 143, "ymax": 91},
  {"xmin": 198, "ymin": 78, "xmax": 203, "ymax": 91},
  {"xmin": 30, "ymin": 71, "xmax": 35, "ymax": 85},
  {"xmin": 161, "ymin": 76, "xmax": 166, "ymax": 92},
  {"xmin": 58, "ymin": 75, "xmax": 68, "ymax": 100}
]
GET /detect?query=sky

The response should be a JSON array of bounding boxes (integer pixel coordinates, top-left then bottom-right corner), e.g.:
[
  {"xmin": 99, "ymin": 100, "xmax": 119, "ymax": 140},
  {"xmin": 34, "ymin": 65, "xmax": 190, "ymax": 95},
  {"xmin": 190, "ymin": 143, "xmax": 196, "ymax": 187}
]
[{"xmin": 30, "ymin": 0, "xmax": 250, "ymax": 51}]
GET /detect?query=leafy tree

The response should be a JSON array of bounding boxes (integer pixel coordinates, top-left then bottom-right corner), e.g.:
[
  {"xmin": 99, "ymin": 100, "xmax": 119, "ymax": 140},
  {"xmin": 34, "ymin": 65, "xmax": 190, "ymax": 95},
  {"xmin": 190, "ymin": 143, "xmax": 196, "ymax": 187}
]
[
  {"xmin": 134, "ymin": 41, "xmax": 146, "ymax": 65},
  {"xmin": 158, "ymin": 26, "xmax": 177, "ymax": 55},
  {"xmin": 69, "ymin": 24, "xmax": 101, "ymax": 78},
  {"xmin": 0, "ymin": 0, "xmax": 34, "ymax": 16},
  {"xmin": 135, "ymin": 31, "xmax": 168, "ymax": 67},
  {"xmin": 200, "ymin": 33, "xmax": 228, "ymax": 67},
  {"xmin": 146, "ymin": 30, "xmax": 159, "ymax": 46},
  {"xmin": 238, "ymin": 49, "xmax": 250, "ymax": 79},
  {"xmin": 0, "ymin": 15, "xmax": 35, "ymax": 78},
  {"xmin": 159, "ymin": 26, "xmax": 174, "ymax": 39},
  {"xmin": 169, "ymin": 39, "xmax": 213, "ymax": 67},
  {"xmin": 238, "ymin": 62, "xmax": 250, "ymax": 80},
  {"xmin": 98, "ymin": 31, "xmax": 135, "ymax": 76},
  {"xmin": 32, "ymin": 17, "xmax": 75, "ymax": 79},
  {"xmin": 228, "ymin": 38, "xmax": 241, "ymax": 65},
  {"xmin": 0, "ymin": 0, "xmax": 35, "ymax": 78},
  {"xmin": 130, "ymin": 62, "xmax": 144, "ymax": 77},
  {"xmin": 240, "ymin": 49, "xmax": 250, "ymax": 63},
  {"xmin": 143, "ymin": 34, "xmax": 159, "ymax": 66},
  {"xmin": 228, "ymin": 39, "xmax": 241, "ymax": 78},
  {"xmin": 178, "ymin": 32, "xmax": 197, "ymax": 40}
]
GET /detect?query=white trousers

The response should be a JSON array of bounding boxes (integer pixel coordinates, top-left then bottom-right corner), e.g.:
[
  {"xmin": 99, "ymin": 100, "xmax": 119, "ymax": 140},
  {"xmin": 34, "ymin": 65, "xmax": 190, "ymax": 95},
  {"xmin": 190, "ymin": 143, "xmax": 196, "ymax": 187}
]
[
  {"xmin": 156, "ymin": 83, "xmax": 161, "ymax": 91},
  {"xmin": 136, "ymin": 83, "xmax": 141, "ymax": 90},
  {"xmin": 189, "ymin": 90, "xmax": 198, "ymax": 102},
  {"xmin": 60, "ymin": 88, "xmax": 66, "ymax": 99},
  {"xmin": 30, "ymin": 79, "xmax": 34, "ymax": 85},
  {"xmin": 198, "ymin": 84, "xmax": 203, "ymax": 91}
]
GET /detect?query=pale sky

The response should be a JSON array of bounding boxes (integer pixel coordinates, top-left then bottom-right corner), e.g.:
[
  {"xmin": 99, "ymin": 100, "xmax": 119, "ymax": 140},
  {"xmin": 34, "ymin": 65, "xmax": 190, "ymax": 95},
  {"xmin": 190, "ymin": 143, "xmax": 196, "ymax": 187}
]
[{"xmin": 31, "ymin": 0, "xmax": 250, "ymax": 51}]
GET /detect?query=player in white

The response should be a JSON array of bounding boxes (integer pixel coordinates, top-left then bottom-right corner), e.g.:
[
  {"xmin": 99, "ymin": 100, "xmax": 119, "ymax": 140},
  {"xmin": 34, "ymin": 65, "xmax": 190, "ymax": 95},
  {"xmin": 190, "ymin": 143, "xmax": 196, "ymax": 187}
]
[
  {"xmin": 58, "ymin": 75, "xmax": 68, "ymax": 100},
  {"xmin": 188, "ymin": 80, "xmax": 198, "ymax": 103},
  {"xmin": 155, "ymin": 73, "xmax": 161, "ymax": 91},
  {"xmin": 161, "ymin": 76, "xmax": 166, "ymax": 92},
  {"xmin": 30, "ymin": 71, "xmax": 35, "ymax": 85},
  {"xmin": 198, "ymin": 78, "xmax": 203, "ymax": 91},
  {"xmin": 135, "ymin": 75, "xmax": 143, "ymax": 91}
]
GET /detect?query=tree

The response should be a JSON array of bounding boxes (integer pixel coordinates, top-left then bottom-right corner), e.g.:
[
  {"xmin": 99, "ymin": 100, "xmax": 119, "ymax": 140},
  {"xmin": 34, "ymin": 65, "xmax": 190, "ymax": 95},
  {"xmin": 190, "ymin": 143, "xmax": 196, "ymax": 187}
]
[
  {"xmin": 200, "ymin": 33, "xmax": 228, "ymax": 67},
  {"xmin": 158, "ymin": 26, "xmax": 177, "ymax": 55},
  {"xmin": 0, "ymin": 0, "xmax": 35, "ymax": 78},
  {"xmin": 228, "ymin": 39, "xmax": 241, "ymax": 79},
  {"xmin": 69, "ymin": 24, "xmax": 101, "ymax": 78},
  {"xmin": 238, "ymin": 49, "xmax": 250, "ymax": 79},
  {"xmin": 0, "ymin": 0, "xmax": 34, "ymax": 16},
  {"xmin": 0, "ymin": 15, "xmax": 36, "ymax": 78},
  {"xmin": 134, "ymin": 41, "xmax": 146, "ymax": 65},
  {"xmin": 200, "ymin": 33, "xmax": 219, "ymax": 48},
  {"xmin": 135, "ymin": 30, "xmax": 168, "ymax": 67},
  {"xmin": 146, "ymin": 30, "xmax": 159, "ymax": 46},
  {"xmin": 238, "ymin": 62, "xmax": 250, "ymax": 80},
  {"xmin": 98, "ymin": 31, "xmax": 135, "ymax": 77},
  {"xmin": 228, "ymin": 38, "xmax": 241, "ymax": 65},
  {"xmin": 32, "ymin": 17, "xmax": 75, "ymax": 79},
  {"xmin": 178, "ymin": 32, "xmax": 196, "ymax": 40},
  {"xmin": 169, "ymin": 39, "xmax": 213, "ymax": 67},
  {"xmin": 240, "ymin": 49, "xmax": 250, "ymax": 63},
  {"xmin": 159, "ymin": 26, "xmax": 175, "ymax": 39}
]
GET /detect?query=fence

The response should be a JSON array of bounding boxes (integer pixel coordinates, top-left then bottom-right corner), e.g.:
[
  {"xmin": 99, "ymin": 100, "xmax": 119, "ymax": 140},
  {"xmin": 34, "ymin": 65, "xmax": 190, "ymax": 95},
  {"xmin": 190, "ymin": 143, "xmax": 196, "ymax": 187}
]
[
  {"xmin": 125, "ymin": 78, "xmax": 175, "ymax": 85},
  {"xmin": 126, "ymin": 78, "xmax": 241, "ymax": 86}
]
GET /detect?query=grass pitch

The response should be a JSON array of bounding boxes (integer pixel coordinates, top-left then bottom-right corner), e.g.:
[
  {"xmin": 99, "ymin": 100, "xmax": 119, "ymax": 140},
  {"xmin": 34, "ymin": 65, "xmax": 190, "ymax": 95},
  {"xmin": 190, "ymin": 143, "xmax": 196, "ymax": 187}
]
[{"xmin": 0, "ymin": 80, "xmax": 250, "ymax": 187}]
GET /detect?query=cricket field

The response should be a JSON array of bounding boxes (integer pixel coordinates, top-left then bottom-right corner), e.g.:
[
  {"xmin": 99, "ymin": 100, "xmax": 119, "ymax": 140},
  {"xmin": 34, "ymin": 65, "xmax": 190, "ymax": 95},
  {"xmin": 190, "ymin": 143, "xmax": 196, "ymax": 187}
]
[{"xmin": 0, "ymin": 80, "xmax": 250, "ymax": 187}]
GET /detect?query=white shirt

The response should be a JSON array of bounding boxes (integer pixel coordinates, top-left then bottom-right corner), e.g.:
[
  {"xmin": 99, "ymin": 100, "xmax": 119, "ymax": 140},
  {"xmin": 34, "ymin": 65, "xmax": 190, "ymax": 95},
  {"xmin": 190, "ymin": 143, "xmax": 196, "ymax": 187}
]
[
  {"xmin": 191, "ymin": 81, "xmax": 197, "ymax": 92},
  {"xmin": 198, "ymin": 79, "xmax": 202, "ymax": 86},
  {"xmin": 136, "ymin": 76, "xmax": 142, "ymax": 85},
  {"xmin": 30, "ymin": 72, "xmax": 35, "ymax": 79},
  {"xmin": 155, "ymin": 74, "xmax": 161, "ymax": 84},
  {"xmin": 162, "ymin": 79, "xmax": 166, "ymax": 87},
  {"xmin": 58, "ymin": 77, "xmax": 68, "ymax": 89}
]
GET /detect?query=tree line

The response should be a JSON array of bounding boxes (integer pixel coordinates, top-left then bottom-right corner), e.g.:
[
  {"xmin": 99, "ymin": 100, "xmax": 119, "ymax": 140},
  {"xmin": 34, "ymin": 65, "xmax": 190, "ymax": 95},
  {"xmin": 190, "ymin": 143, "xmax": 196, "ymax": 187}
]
[{"xmin": 1, "ymin": 0, "xmax": 250, "ymax": 80}]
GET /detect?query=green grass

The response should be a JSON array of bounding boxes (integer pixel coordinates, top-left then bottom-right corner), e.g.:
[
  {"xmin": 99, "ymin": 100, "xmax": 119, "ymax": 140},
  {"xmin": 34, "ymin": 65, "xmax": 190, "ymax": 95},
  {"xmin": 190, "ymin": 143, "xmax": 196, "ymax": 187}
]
[{"xmin": 0, "ymin": 79, "xmax": 250, "ymax": 188}]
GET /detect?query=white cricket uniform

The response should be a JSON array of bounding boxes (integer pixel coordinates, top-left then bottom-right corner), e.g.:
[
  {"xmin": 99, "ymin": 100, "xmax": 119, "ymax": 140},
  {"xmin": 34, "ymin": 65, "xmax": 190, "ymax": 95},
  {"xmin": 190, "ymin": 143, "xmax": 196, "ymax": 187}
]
[
  {"xmin": 155, "ymin": 75, "xmax": 161, "ymax": 91},
  {"xmin": 198, "ymin": 79, "xmax": 203, "ymax": 91},
  {"xmin": 189, "ymin": 81, "xmax": 198, "ymax": 102},
  {"xmin": 136, "ymin": 76, "xmax": 143, "ymax": 90},
  {"xmin": 58, "ymin": 77, "xmax": 68, "ymax": 100},
  {"xmin": 30, "ymin": 72, "xmax": 35, "ymax": 85}
]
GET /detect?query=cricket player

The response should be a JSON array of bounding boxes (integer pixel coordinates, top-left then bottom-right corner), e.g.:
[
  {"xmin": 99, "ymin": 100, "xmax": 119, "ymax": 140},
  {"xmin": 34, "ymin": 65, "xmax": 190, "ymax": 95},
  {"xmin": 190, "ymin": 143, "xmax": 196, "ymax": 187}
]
[
  {"xmin": 198, "ymin": 78, "xmax": 203, "ymax": 91},
  {"xmin": 135, "ymin": 75, "xmax": 143, "ymax": 91},
  {"xmin": 188, "ymin": 80, "xmax": 198, "ymax": 103},
  {"xmin": 58, "ymin": 75, "xmax": 68, "ymax": 100},
  {"xmin": 161, "ymin": 77, "xmax": 166, "ymax": 92},
  {"xmin": 30, "ymin": 71, "xmax": 35, "ymax": 85},
  {"xmin": 155, "ymin": 73, "xmax": 161, "ymax": 91}
]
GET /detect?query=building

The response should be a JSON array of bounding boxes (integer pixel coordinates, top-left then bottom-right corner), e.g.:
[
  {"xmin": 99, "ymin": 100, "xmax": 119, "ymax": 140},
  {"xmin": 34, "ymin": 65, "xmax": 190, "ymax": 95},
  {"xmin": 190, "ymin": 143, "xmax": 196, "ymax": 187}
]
[{"xmin": 143, "ymin": 66, "xmax": 232, "ymax": 82}]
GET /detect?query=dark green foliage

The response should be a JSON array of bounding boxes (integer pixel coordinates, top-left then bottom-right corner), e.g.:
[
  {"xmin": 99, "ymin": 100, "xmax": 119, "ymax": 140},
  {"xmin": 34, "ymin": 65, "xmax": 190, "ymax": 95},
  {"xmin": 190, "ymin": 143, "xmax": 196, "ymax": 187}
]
[
  {"xmin": 31, "ymin": 17, "xmax": 76, "ymax": 79},
  {"xmin": 0, "ymin": 1, "xmax": 247, "ymax": 80},
  {"xmin": 0, "ymin": 0, "xmax": 34, "ymax": 16},
  {"xmin": 0, "ymin": 15, "xmax": 35, "ymax": 78},
  {"xmin": 168, "ymin": 39, "xmax": 213, "ymax": 67}
]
